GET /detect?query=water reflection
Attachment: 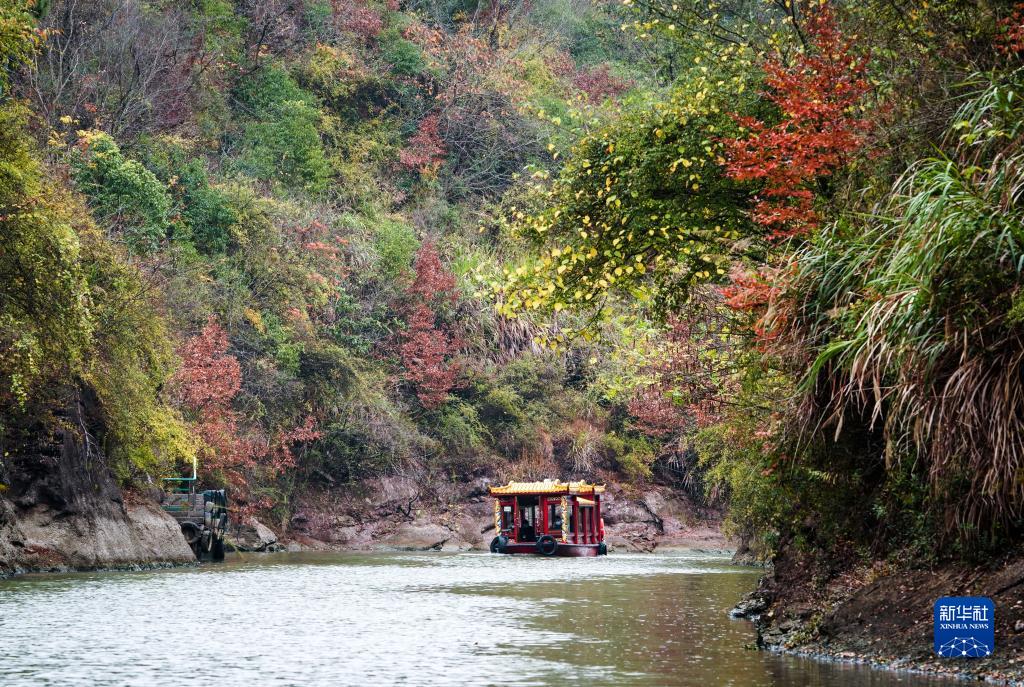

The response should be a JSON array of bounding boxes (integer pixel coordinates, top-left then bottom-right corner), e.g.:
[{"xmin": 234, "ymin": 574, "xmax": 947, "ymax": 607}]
[{"xmin": 0, "ymin": 552, "xmax": 953, "ymax": 686}]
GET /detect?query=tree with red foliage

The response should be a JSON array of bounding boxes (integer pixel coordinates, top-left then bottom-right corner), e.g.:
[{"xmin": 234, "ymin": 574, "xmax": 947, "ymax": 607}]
[
  {"xmin": 998, "ymin": 3, "xmax": 1024, "ymax": 55},
  {"xmin": 332, "ymin": 0, "xmax": 384, "ymax": 40},
  {"xmin": 399, "ymin": 114, "xmax": 446, "ymax": 175},
  {"xmin": 628, "ymin": 383, "xmax": 687, "ymax": 439},
  {"xmin": 272, "ymin": 415, "xmax": 323, "ymax": 473},
  {"xmin": 289, "ymin": 219, "xmax": 350, "ymax": 327},
  {"xmin": 171, "ymin": 317, "xmax": 257, "ymax": 486},
  {"xmin": 573, "ymin": 64, "xmax": 630, "ymax": 104},
  {"xmin": 397, "ymin": 241, "xmax": 461, "ymax": 410},
  {"xmin": 723, "ymin": 8, "xmax": 873, "ymax": 239},
  {"xmin": 718, "ymin": 264, "xmax": 792, "ymax": 350}
]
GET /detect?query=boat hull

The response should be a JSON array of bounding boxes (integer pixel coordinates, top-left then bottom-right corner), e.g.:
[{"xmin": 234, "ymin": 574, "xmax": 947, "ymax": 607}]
[{"xmin": 498, "ymin": 542, "xmax": 602, "ymax": 557}]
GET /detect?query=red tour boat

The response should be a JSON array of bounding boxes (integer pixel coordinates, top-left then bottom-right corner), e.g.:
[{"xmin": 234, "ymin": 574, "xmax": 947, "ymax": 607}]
[{"xmin": 488, "ymin": 479, "xmax": 608, "ymax": 556}]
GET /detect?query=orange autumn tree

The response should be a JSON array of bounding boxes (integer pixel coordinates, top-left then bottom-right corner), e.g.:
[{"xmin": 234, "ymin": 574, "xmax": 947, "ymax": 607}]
[
  {"xmin": 628, "ymin": 298, "xmax": 739, "ymax": 439},
  {"xmin": 172, "ymin": 317, "xmax": 257, "ymax": 488},
  {"xmin": 397, "ymin": 241, "xmax": 461, "ymax": 410},
  {"xmin": 723, "ymin": 7, "xmax": 874, "ymax": 240},
  {"xmin": 399, "ymin": 114, "xmax": 446, "ymax": 175}
]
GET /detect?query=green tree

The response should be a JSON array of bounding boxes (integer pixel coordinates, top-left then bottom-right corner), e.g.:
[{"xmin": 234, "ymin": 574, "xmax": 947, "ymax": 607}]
[
  {"xmin": 71, "ymin": 131, "xmax": 173, "ymax": 254},
  {"xmin": 488, "ymin": 69, "xmax": 758, "ymax": 337}
]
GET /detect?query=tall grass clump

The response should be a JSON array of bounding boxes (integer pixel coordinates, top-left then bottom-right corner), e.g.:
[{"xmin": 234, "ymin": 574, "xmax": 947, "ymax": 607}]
[{"xmin": 789, "ymin": 67, "xmax": 1024, "ymax": 543}]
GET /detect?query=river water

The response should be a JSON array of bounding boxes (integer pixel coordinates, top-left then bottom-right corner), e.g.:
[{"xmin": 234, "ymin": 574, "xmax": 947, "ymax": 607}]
[{"xmin": 0, "ymin": 551, "xmax": 952, "ymax": 686}]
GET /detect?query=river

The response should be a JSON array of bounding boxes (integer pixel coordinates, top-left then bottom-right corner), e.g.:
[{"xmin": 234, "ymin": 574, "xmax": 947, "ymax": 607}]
[{"xmin": 0, "ymin": 551, "xmax": 953, "ymax": 686}]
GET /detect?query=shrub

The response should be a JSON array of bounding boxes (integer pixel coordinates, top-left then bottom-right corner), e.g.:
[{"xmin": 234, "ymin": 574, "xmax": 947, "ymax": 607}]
[
  {"xmin": 0, "ymin": 104, "xmax": 91, "ymax": 409},
  {"xmin": 0, "ymin": 1, "xmax": 37, "ymax": 94},
  {"xmin": 607, "ymin": 433, "xmax": 656, "ymax": 482},
  {"xmin": 572, "ymin": 63, "xmax": 630, "ymax": 103},
  {"xmin": 477, "ymin": 385, "xmax": 526, "ymax": 426},
  {"xmin": 233, "ymin": 66, "xmax": 331, "ymax": 192},
  {"xmin": 234, "ymin": 65, "xmax": 310, "ymax": 113},
  {"xmin": 71, "ymin": 131, "xmax": 172, "ymax": 254},
  {"xmin": 138, "ymin": 136, "xmax": 237, "ymax": 254},
  {"xmin": 434, "ymin": 401, "xmax": 490, "ymax": 460},
  {"xmin": 299, "ymin": 43, "xmax": 367, "ymax": 102},
  {"xmin": 239, "ymin": 99, "xmax": 331, "ymax": 192},
  {"xmin": 372, "ymin": 215, "xmax": 419, "ymax": 280},
  {"xmin": 381, "ymin": 28, "xmax": 427, "ymax": 76},
  {"xmin": 315, "ymin": 366, "xmax": 427, "ymax": 481},
  {"xmin": 81, "ymin": 227, "xmax": 195, "ymax": 477}
]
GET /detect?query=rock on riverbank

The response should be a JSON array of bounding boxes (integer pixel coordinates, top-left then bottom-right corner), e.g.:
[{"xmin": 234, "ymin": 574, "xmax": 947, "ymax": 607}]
[
  {"xmin": 732, "ymin": 546, "xmax": 1024, "ymax": 685},
  {"xmin": 0, "ymin": 420, "xmax": 195, "ymax": 578}
]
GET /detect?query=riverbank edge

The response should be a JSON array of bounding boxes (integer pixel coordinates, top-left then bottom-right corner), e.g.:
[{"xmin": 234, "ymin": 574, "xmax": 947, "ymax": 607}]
[
  {"xmin": 227, "ymin": 521, "xmax": 736, "ymax": 556},
  {"xmin": 735, "ymin": 609, "xmax": 1024, "ymax": 685},
  {"xmin": 0, "ymin": 558, "xmax": 199, "ymax": 581},
  {"xmin": 731, "ymin": 551, "xmax": 1024, "ymax": 686},
  {"xmin": 767, "ymin": 644, "xmax": 1021, "ymax": 685}
]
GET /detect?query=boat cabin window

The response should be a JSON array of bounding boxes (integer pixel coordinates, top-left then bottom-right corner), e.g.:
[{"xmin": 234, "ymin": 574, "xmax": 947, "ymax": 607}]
[
  {"xmin": 547, "ymin": 502, "xmax": 562, "ymax": 532},
  {"xmin": 500, "ymin": 505, "xmax": 513, "ymax": 531}
]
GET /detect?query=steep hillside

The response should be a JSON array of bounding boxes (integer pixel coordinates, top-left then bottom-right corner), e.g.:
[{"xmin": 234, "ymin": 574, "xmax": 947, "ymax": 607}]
[{"xmin": 0, "ymin": 0, "xmax": 722, "ymax": 572}]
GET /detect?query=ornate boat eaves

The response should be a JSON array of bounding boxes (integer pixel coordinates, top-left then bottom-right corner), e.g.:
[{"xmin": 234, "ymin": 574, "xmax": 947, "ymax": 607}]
[{"xmin": 488, "ymin": 478, "xmax": 606, "ymax": 496}]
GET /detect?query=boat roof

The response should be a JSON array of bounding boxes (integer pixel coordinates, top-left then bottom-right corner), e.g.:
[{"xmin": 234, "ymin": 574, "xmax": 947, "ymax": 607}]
[{"xmin": 488, "ymin": 479, "xmax": 605, "ymax": 496}]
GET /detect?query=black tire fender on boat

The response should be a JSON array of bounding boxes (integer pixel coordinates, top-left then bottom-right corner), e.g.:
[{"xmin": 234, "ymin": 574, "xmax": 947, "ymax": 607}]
[
  {"xmin": 536, "ymin": 535, "xmax": 557, "ymax": 556},
  {"xmin": 180, "ymin": 521, "xmax": 201, "ymax": 545},
  {"xmin": 598, "ymin": 542, "xmax": 608, "ymax": 556},
  {"xmin": 489, "ymin": 535, "xmax": 508, "ymax": 554}
]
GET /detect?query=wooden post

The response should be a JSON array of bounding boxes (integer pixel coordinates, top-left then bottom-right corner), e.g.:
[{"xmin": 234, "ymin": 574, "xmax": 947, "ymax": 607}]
[
  {"xmin": 595, "ymin": 494, "xmax": 603, "ymax": 542},
  {"xmin": 513, "ymin": 497, "xmax": 519, "ymax": 542},
  {"xmin": 573, "ymin": 499, "xmax": 580, "ymax": 544}
]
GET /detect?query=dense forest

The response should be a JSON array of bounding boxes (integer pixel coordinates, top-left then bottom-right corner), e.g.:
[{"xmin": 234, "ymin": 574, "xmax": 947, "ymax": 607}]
[{"xmin": 2, "ymin": 0, "xmax": 1024, "ymax": 592}]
